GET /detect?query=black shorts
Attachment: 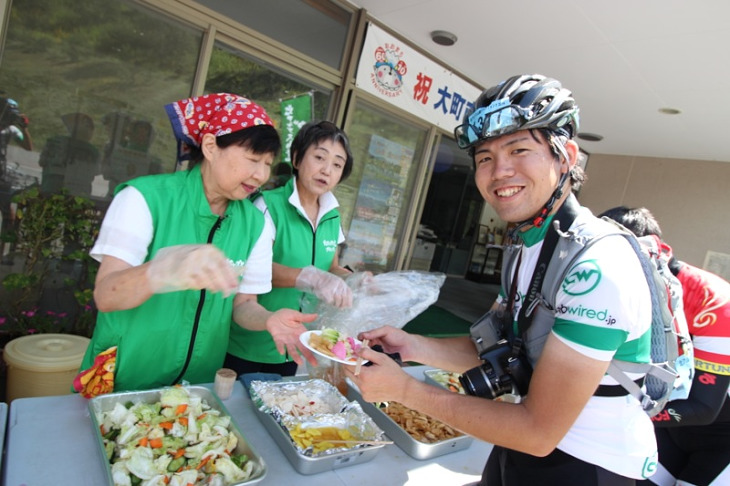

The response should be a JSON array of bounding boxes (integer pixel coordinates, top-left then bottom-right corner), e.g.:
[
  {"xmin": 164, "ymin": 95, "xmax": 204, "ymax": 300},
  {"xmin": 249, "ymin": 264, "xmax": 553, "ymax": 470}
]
[
  {"xmin": 649, "ymin": 423, "xmax": 730, "ymax": 486},
  {"xmin": 480, "ymin": 445, "xmax": 636, "ymax": 486}
]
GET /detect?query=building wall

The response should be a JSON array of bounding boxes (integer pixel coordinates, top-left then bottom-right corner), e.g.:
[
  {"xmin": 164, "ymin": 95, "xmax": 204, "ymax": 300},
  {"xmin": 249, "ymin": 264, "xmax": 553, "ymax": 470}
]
[{"xmin": 579, "ymin": 152, "xmax": 730, "ymax": 270}]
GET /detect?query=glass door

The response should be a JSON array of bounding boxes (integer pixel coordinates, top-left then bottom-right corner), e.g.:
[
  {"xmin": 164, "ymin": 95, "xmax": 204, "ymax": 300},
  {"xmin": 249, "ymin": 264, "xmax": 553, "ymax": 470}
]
[
  {"xmin": 335, "ymin": 99, "xmax": 429, "ymax": 273},
  {"xmin": 416, "ymin": 137, "xmax": 482, "ymax": 276}
]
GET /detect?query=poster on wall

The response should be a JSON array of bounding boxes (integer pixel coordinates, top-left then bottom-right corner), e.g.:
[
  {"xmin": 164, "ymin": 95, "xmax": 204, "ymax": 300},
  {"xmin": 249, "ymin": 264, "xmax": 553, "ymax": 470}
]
[
  {"xmin": 355, "ymin": 22, "xmax": 482, "ymax": 131},
  {"xmin": 342, "ymin": 134, "xmax": 414, "ymax": 268}
]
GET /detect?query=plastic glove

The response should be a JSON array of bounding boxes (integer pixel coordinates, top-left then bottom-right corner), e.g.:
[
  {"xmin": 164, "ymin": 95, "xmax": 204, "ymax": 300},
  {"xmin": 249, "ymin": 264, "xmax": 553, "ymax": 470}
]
[
  {"xmin": 295, "ymin": 266, "xmax": 353, "ymax": 308},
  {"xmin": 147, "ymin": 244, "xmax": 239, "ymax": 296}
]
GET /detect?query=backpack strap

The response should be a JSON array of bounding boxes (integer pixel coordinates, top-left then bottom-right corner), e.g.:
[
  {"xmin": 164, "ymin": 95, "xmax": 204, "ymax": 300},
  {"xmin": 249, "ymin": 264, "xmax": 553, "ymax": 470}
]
[
  {"xmin": 603, "ymin": 228, "xmax": 685, "ymax": 415},
  {"xmin": 606, "ymin": 360, "xmax": 678, "ymax": 411},
  {"xmin": 538, "ymin": 217, "xmax": 668, "ymax": 400},
  {"xmin": 542, "ymin": 217, "xmax": 684, "ymax": 413}
]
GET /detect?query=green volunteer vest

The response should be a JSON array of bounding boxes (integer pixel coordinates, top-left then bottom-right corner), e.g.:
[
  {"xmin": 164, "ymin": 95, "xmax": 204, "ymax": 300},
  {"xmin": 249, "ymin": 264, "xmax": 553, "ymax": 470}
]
[
  {"xmin": 227, "ymin": 177, "xmax": 341, "ymax": 363},
  {"xmin": 79, "ymin": 164, "xmax": 265, "ymax": 391}
]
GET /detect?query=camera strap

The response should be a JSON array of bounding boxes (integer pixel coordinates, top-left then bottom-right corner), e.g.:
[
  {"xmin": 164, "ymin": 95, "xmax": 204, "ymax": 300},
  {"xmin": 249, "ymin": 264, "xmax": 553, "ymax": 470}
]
[{"xmin": 507, "ymin": 194, "xmax": 581, "ymax": 350}]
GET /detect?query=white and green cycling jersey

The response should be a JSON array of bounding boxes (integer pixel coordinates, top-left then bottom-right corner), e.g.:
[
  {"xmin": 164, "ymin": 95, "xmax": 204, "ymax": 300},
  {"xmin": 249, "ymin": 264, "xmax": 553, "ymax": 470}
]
[{"xmin": 499, "ymin": 206, "xmax": 657, "ymax": 480}]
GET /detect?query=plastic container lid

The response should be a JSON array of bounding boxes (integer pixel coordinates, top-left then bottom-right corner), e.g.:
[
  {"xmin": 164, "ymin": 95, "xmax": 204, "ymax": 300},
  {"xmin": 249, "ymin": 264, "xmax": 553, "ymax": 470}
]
[{"xmin": 3, "ymin": 333, "xmax": 90, "ymax": 372}]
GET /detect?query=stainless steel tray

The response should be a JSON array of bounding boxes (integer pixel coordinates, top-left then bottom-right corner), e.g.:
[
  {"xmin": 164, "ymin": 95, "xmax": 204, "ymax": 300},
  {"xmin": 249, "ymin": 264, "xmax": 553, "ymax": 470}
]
[
  {"xmin": 249, "ymin": 378, "xmax": 386, "ymax": 475},
  {"xmin": 347, "ymin": 387, "xmax": 473, "ymax": 460},
  {"xmin": 89, "ymin": 385, "xmax": 266, "ymax": 485},
  {"xmin": 424, "ymin": 368, "xmax": 466, "ymax": 394}
]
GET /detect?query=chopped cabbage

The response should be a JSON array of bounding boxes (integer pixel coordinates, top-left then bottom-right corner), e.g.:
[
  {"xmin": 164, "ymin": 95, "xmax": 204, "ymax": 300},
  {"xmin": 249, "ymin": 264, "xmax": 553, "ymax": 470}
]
[
  {"xmin": 96, "ymin": 386, "xmax": 254, "ymax": 486},
  {"xmin": 126, "ymin": 446, "xmax": 157, "ymax": 480},
  {"xmin": 159, "ymin": 387, "xmax": 190, "ymax": 408}
]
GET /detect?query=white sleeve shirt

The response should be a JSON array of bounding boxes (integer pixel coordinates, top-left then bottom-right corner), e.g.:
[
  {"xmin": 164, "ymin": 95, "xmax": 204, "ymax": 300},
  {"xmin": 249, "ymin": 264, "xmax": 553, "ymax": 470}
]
[{"xmin": 91, "ymin": 186, "xmax": 272, "ymax": 295}]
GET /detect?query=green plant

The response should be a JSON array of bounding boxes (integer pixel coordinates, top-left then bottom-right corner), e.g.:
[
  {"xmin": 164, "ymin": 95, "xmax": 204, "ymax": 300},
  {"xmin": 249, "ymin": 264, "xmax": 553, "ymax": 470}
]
[{"xmin": 0, "ymin": 186, "xmax": 101, "ymax": 337}]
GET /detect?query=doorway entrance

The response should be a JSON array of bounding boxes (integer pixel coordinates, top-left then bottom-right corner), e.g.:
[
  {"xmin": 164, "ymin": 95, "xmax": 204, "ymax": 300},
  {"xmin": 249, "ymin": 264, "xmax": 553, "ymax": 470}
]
[{"xmin": 415, "ymin": 138, "xmax": 482, "ymax": 276}]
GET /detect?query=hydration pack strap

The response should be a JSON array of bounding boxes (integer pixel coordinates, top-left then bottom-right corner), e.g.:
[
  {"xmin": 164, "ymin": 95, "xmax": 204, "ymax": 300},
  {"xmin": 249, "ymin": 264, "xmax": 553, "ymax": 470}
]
[
  {"xmin": 595, "ymin": 376, "xmax": 645, "ymax": 397},
  {"xmin": 603, "ymin": 361, "xmax": 678, "ymax": 410},
  {"xmin": 514, "ymin": 194, "xmax": 581, "ymax": 339}
]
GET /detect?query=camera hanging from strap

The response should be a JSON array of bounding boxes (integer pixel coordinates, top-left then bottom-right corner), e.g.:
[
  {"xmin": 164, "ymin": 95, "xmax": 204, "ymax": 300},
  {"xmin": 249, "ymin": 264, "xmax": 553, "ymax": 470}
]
[{"xmin": 505, "ymin": 194, "xmax": 581, "ymax": 356}]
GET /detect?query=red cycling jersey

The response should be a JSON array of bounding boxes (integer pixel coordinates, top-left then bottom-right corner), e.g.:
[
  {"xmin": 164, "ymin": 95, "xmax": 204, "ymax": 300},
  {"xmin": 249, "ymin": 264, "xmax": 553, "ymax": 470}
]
[{"xmin": 677, "ymin": 262, "xmax": 730, "ymax": 378}]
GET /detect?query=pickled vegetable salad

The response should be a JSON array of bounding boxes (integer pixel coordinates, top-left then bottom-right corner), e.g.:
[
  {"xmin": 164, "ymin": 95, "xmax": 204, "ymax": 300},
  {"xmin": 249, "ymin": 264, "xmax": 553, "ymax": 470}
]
[
  {"xmin": 318, "ymin": 328, "xmax": 361, "ymax": 362},
  {"xmin": 96, "ymin": 386, "xmax": 253, "ymax": 486}
]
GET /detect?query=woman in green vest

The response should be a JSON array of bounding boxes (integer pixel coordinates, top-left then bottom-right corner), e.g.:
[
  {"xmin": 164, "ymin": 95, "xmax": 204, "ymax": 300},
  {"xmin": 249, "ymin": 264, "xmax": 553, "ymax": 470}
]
[
  {"xmin": 76, "ymin": 93, "xmax": 317, "ymax": 395},
  {"xmin": 225, "ymin": 120, "xmax": 354, "ymax": 377}
]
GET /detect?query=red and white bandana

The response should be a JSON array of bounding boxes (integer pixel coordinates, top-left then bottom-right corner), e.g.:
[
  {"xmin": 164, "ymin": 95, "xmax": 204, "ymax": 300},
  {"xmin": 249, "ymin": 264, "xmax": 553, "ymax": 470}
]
[{"xmin": 165, "ymin": 93, "xmax": 274, "ymax": 161}]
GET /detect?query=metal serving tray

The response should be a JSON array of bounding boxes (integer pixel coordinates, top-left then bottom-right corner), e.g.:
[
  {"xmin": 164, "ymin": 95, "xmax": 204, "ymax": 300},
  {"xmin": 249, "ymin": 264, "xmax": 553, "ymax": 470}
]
[
  {"xmin": 88, "ymin": 385, "xmax": 267, "ymax": 485},
  {"xmin": 250, "ymin": 379, "xmax": 386, "ymax": 475},
  {"xmin": 423, "ymin": 368, "xmax": 466, "ymax": 394},
  {"xmin": 347, "ymin": 387, "xmax": 473, "ymax": 460}
]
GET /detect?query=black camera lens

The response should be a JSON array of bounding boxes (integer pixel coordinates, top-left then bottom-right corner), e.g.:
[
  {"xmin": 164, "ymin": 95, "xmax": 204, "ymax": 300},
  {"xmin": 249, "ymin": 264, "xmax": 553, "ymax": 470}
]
[
  {"xmin": 459, "ymin": 339, "xmax": 532, "ymax": 400},
  {"xmin": 459, "ymin": 363, "xmax": 512, "ymax": 399}
]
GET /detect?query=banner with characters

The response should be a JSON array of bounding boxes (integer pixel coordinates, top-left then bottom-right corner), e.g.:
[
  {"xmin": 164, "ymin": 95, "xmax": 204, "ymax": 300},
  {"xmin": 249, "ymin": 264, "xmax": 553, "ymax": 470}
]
[
  {"xmin": 279, "ymin": 92, "xmax": 312, "ymax": 164},
  {"xmin": 355, "ymin": 22, "xmax": 482, "ymax": 131}
]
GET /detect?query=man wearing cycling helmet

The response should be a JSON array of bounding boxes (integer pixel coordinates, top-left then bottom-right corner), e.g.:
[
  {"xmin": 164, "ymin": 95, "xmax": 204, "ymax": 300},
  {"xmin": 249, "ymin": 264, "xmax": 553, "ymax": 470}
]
[{"xmin": 346, "ymin": 74, "xmax": 657, "ymax": 485}]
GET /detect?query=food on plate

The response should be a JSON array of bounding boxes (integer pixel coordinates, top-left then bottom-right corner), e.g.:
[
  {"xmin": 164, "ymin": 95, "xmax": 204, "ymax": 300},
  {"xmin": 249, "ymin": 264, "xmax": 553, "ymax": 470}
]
[
  {"xmin": 308, "ymin": 328, "xmax": 362, "ymax": 363},
  {"xmin": 380, "ymin": 401, "xmax": 464, "ymax": 444},
  {"xmin": 96, "ymin": 386, "xmax": 254, "ymax": 486}
]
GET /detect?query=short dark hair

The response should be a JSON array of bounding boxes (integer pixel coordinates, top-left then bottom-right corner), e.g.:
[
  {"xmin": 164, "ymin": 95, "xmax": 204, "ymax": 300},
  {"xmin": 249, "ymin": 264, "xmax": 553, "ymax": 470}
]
[
  {"xmin": 290, "ymin": 120, "xmax": 354, "ymax": 182},
  {"xmin": 598, "ymin": 206, "xmax": 663, "ymax": 238},
  {"xmin": 188, "ymin": 124, "xmax": 281, "ymax": 166}
]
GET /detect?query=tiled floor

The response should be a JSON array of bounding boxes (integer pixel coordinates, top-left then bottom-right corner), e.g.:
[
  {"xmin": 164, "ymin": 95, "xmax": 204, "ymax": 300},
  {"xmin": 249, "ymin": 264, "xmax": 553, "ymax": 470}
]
[{"xmin": 435, "ymin": 276, "xmax": 500, "ymax": 324}]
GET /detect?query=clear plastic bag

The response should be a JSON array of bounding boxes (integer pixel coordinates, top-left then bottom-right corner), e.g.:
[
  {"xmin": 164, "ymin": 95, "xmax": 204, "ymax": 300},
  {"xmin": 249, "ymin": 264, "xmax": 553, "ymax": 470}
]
[
  {"xmin": 305, "ymin": 270, "xmax": 446, "ymax": 337},
  {"xmin": 303, "ymin": 270, "xmax": 445, "ymax": 388}
]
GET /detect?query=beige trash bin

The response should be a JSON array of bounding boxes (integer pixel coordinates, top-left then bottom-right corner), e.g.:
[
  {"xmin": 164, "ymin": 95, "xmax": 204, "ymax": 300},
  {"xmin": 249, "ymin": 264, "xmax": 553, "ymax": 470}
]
[{"xmin": 3, "ymin": 333, "xmax": 90, "ymax": 402}]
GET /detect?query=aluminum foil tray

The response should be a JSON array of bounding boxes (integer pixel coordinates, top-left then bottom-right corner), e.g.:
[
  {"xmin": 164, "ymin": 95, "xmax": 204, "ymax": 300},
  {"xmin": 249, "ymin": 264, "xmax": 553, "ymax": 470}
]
[
  {"xmin": 89, "ymin": 385, "xmax": 266, "ymax": 485},
  {"xmin": 249, "ymin": 378, "xmax": 386, "ymax": 475},
  {"xmin": 347, "ymin": 387, "xmax": 473, "ymax": 460}
]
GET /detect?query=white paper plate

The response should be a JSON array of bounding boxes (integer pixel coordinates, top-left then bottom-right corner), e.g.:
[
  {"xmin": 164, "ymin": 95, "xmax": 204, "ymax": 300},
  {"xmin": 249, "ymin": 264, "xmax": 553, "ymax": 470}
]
[{"xmin": 299, "ymin": 330, "xmax": 369, "ymax": 366}]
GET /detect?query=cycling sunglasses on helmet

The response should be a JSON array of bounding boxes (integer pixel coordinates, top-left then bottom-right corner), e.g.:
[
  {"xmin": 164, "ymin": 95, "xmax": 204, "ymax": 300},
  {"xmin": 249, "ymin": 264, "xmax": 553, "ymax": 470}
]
[{"xmin": 454, "ymin": 98, "xmax": 533, "ymax": 149}]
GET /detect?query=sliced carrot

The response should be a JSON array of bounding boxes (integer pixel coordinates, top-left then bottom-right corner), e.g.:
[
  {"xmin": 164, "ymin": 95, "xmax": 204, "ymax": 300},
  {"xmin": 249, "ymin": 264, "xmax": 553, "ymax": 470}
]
[
  {"xmin": 149, "ymin": 437, "xmax": 163, "ymax": 448},
  {"xmin": 175, "ymin": 404, "xmax": 188, "ymax": 415},
  {"xmin": 197, "ymin": 413, "xmax": 207, "ymax": 420},
  {"xmin": 178, "ymin": 417, "xmax": 188, "ymax": 427},
  {"xmin": 163, "ymin": 476, "xmax": 170, "ymax": 485},
  {"xmin": 138, "ymin": 437, "xmax": 149, "ymax": 447},
  {"xmin": 173, "ymin": 448, "xmax": 185, "ymax": 459},
  {"xmin": 160, "ymin": 421, "xmax": 173, "ymax": 430},
  {"xmin": 196, "ymin": 456, "xmax": 211, "ymax": 470}
]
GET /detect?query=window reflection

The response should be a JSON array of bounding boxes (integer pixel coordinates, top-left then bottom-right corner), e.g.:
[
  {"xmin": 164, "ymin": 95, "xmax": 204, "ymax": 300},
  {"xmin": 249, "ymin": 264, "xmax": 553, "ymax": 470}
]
[
  {"xmin": 336, "ymin": 101, "xmax": 427, "ymax": 273},
  {"xmin": 0, "ymin": 0, "xmax": 203, "ymax": 310},
  {"xmin": 196, "ymin": 0, "xmax": 351, "ymax": 70},
  {"xmin": 205, "ymin": 42, "xmax": 332, "ymax": 174},
  {"xmin": 0, "ymin": 0, "xmax": 201, "ymax": 202}
]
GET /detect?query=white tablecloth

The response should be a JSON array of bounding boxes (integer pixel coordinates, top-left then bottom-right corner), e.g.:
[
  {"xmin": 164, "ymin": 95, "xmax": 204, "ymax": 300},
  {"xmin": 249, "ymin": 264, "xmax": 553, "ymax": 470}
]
[{"xmin": 2, "ymin": 366, "xmax": 492, "ymax": 486}]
